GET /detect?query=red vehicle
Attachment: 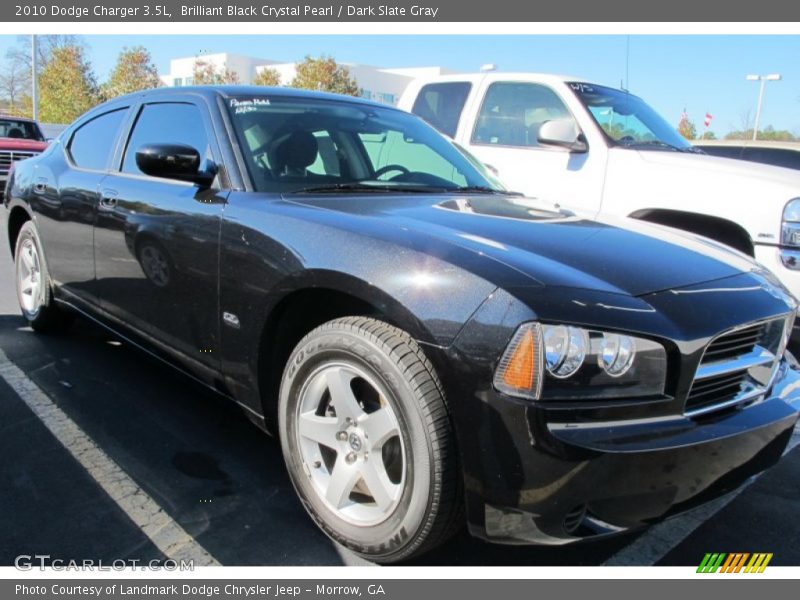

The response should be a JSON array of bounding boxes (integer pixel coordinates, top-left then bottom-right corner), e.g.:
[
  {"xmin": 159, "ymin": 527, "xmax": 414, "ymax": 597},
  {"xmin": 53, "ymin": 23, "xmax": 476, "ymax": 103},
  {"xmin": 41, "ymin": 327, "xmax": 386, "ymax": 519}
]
[{"xmin": 0, "ymin": 116, "xmax": 48, "ymax": 199}]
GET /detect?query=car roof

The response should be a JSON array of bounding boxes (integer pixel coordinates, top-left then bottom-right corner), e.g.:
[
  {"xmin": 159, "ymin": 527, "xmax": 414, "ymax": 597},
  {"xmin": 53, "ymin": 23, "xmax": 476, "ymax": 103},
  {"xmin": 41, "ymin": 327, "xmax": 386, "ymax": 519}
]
[
  {"xmin": 0, "ymin": 114, "xmax": 37, "ymax": 123},
  {"xmin": 407, "ymin": 72, "xmax": 588, "ymax": 85},
  {"xmin": 107, "ymin": 85, "xmax": 397, "ymax": 111}
]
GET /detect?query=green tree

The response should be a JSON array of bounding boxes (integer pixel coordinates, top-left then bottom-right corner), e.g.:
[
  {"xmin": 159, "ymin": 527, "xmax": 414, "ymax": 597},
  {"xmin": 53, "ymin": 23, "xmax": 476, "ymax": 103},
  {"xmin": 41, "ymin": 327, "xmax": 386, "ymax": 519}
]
[
  {"xmin": 677, "ymin": 113, "xmax": 697, "ymax": 140},
  {"xmin": 698, "ymin": 131, "xmax": 717, "ymax": 140},
  {"xmin": 290, "ymin": 55, "xmax": 359, "ymax": 96},
  {"xmin": 39, "ymin": 45, "xmax": 99, "ymax": 123},
  {"xmin": 252, "ymin": 67, "xmax": 282, "ymax": 87},
  {"xmin": 102, "ymin": 46, "xmax": 160, "ymax": 99},
  {"xmin": 192, "ymin": 58, "xmax": 240, "ymax": 85}
]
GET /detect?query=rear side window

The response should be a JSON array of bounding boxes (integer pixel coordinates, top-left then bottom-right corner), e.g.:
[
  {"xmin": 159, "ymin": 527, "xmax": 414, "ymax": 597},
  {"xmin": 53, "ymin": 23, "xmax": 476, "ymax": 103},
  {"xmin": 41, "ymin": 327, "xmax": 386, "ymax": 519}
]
[
  {"xmin": 122, "ymin": 103, "xmax": 210, "ymax": 176},
  {"xmin": 411, "ymin": 82, "xmax": 472, "ymax": 138},
  {"xmin": 68, "ymin": 109, "xmax": 127, "ymax": 171}
]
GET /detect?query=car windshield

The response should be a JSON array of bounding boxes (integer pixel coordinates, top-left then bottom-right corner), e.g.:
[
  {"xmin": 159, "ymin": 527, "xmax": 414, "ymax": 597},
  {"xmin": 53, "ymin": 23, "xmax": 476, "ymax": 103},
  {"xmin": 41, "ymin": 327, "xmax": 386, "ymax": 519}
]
[
  {"xmin": 225, "ymin": 95, "xmax": 503, "ymax": 194},
  {"xmin": 568, "ymin": 82, "xmax": 695, "ymax": 152},
  {"xmin": 0, "ymin": 118, "xmax": 44, "ymax": 141}
]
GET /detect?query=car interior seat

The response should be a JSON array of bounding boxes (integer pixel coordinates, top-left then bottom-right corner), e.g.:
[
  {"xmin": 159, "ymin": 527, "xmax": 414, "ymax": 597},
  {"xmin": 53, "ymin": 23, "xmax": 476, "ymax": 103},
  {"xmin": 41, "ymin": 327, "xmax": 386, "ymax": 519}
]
[{"xmin": 274, "ymin": 130, "xmax": 320, "ymax": 179}]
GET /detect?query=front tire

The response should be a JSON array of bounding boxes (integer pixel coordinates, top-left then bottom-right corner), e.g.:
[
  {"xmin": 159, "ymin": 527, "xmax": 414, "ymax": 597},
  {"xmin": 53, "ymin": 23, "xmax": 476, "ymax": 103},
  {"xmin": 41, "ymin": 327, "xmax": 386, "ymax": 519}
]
[
  {"xmin": 14, "ymin": 221, "xmax": 72, "ymax": 333},
  {"xmin": 278, "ymin": 317, "xmax": 462, "ymax": 563}
]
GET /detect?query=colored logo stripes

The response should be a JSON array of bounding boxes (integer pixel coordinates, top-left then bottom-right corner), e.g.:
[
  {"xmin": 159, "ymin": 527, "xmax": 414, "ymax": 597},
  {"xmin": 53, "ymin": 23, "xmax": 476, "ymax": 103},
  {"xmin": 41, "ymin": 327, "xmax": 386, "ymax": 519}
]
[{"xmin": 697, "ymin": 553, "xmax": 773, "ymax": 573}]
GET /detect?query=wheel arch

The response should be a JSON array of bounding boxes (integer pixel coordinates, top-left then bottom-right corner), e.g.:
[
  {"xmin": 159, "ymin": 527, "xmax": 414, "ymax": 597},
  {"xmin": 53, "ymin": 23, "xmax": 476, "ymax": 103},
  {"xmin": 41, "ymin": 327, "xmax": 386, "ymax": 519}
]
[
  {"xmin": 254, "ymin": 270, "xmax": 442, "ymax": 431},
  {"xmin": 6, "ymin": 204, "xmax": 33, "ymax": 258},
  {"xmin": 629, "ymin": 208, "xmax": 755, "ymax": 256}
]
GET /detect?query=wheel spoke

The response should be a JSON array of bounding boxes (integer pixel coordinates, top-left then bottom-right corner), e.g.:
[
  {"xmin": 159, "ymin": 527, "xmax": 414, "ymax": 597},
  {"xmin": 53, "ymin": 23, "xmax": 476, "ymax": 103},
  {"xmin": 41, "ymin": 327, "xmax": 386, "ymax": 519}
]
[
  {"xmin": 360, "ymin": 407, "xmax": 400, "ymax": 447},
  {"xmin": 297, "ymin": 411, "xmax": 340, "ymax": 448},
  {"xmin": 21, "ymin": 247, "xmax": 34, "ymax": 270},
  {"xmin": 325, "ymin": 457, "xmax": 360, "ymax": 509},
  {"xmin": 20, "ymin": 275, "xmax": 33, "ymax": 295},
  {"xmin": 360, "ymin": 459, "xmax": 398, "ymax": 512},
  {"xmin": 325, "ymin": 367, "xmax": 363, "ymax": 420}
]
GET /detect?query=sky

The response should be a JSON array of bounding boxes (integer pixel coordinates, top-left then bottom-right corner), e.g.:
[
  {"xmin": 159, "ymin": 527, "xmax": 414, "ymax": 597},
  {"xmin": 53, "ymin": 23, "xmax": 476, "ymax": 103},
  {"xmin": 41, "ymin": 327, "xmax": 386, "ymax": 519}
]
[{"xmin": 1, "ymin": 34, "xmax": 798, "ymax": 136}]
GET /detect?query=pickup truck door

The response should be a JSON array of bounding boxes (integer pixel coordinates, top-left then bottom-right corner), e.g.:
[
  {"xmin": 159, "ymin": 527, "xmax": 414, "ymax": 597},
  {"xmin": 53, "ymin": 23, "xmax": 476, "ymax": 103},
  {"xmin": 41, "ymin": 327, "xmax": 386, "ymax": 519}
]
[
  {"xmin": 456, "ymin": 80, "xmax": 607, "ymax": 217},
  {"xmin": 93, "ymin": 99, "xmax": 225, "ymax": 382}
]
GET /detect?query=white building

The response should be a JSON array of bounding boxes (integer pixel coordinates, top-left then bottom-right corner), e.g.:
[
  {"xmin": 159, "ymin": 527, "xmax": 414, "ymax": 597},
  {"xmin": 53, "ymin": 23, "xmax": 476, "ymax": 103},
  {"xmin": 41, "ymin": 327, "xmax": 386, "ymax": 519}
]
[{"xmin": 159, "ymin": 53, "xmax": 454, "ymax": 106}]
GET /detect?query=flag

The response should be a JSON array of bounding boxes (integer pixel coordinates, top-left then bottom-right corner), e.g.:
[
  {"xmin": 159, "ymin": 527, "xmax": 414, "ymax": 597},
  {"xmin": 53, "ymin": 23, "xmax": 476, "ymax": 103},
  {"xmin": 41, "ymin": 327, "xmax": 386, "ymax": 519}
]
[{"xmin": 704, "ymin": 112, "xmax": 713, "ymax": 127}]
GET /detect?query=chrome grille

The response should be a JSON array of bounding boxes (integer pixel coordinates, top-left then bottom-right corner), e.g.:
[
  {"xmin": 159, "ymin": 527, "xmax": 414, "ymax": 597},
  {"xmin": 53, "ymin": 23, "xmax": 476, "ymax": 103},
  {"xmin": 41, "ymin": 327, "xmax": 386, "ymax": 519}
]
[
  {"xmin": 0, "ymin": 150, "xmax": 38, "ymax": 176},
  {"xmin": 685, "ymin": 316, "xmax": 790, "ymax": 417}
]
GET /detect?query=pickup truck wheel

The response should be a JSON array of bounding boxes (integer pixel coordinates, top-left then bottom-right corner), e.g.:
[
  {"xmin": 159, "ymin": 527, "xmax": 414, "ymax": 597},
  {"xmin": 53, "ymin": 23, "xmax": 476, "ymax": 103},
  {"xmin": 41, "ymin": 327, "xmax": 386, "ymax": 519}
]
[
  {"xmin": 14, "ymin": 221, "xmax": 72, "ymax": 333},
  {"xmin": 278, "ymin": 317, "xmax": 462, "ymax": 563}
]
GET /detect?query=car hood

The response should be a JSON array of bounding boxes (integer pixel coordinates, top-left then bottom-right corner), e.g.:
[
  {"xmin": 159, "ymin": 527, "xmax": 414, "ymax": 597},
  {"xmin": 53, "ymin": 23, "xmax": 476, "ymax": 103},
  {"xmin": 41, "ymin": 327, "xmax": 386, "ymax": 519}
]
[
  {"xmin": 631, "ymin": 148, "xmax": 800, "ymax": 190},
  {"xmin": 285, "ymin": 193, "xmax": 757, "ymax": 297},
  {"xmin": 0, "ymin": 137, "xmax": 48, "ymax": 151}
]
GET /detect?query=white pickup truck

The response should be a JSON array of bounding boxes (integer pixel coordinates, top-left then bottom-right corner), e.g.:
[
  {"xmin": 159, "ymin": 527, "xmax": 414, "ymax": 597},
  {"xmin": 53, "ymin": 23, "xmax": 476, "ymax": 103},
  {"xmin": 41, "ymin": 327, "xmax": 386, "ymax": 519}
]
[{"xmin": 399, "ymin": 72, "xmax": 800, "ymax": 310}]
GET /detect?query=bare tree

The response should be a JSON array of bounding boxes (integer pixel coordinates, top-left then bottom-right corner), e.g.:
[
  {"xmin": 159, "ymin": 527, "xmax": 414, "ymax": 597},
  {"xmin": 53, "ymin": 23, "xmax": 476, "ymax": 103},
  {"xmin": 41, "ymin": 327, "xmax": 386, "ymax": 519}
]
[{"xmin": 0, "ymin": 56, "xmax": 28, "ymax": 114}]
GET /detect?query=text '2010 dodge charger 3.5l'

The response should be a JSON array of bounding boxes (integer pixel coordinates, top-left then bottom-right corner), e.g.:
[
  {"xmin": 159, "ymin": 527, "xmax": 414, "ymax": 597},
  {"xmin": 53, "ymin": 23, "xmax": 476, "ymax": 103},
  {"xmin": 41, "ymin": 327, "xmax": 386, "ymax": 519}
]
[{"xmin": 3, "ymin": 86, "xmax": 800, "ymax": 563}]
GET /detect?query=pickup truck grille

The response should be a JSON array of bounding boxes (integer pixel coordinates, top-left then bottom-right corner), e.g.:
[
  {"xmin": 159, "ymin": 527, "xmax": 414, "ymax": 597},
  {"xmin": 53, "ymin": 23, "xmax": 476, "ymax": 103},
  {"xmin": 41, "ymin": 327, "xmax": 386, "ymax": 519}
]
[
  {"xmin": 685, "ymin": 317, "xmax": 789, "ymax": 417},
  {"xmin": 0, "ymin": 150, "xmax": 39, "ymax": 176}
]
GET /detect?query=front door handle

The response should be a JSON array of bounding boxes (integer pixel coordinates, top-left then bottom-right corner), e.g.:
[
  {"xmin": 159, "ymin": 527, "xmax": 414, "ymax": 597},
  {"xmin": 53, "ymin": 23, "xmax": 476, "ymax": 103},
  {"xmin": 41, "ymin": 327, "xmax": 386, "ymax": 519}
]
[{"xmin": 99, "ymin": 189, "xmax": 118, "ymax": 210}]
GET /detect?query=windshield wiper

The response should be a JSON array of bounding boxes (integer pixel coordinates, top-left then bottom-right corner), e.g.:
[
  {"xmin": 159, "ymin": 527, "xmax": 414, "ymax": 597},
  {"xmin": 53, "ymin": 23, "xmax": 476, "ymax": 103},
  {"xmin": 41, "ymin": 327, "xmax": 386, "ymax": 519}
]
[
  {"xmin": 289, "ymin": 183, "xmax": 450, "ymax": 194},
  {"xmin": 451, "ymin": 185, "xmax": 523, "ymax": 196},
  {"xmin": 618, "ymin": 139, "xmax": 701, "ymax": 153}
]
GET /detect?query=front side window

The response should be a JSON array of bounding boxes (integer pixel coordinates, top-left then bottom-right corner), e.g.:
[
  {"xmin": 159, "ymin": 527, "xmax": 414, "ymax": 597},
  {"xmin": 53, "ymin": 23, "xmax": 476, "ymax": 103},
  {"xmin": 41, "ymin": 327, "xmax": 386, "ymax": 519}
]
[
  {"xmin": 68, "ymin": 109, "xmax": 127, "ymax": 171},
  {"xmin": 122, "ymin": 103, "xmax": 210, "ymax": 176},
  {"xmin": 411, "ymin": 82, "xmax": 471, "ymax": 138},
  {"xmin": 569, "ymin": 82, "xmax": 694, "ymax": 151},
  {"xmin": 471, "ymin": 82, "xmax": 571, "ymax": 147},
  {"xmin": 0, "ymin": 119, "xmax": 44, "ymax": 141},
  {"xmin": 226, "ymin": 95, "xmax": 500, "ymax": 194}
]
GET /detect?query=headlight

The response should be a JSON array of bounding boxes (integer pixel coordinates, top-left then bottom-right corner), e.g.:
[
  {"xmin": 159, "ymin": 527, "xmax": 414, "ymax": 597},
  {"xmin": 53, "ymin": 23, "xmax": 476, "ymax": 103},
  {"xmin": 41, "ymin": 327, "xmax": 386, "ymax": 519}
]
[
  {"xmin": 782, "ymin": 198, "xmax": 800, "ymax": 247},
  {"xmin": 494, "ymin": 322, "xmax": 667, "ymax": 400}
]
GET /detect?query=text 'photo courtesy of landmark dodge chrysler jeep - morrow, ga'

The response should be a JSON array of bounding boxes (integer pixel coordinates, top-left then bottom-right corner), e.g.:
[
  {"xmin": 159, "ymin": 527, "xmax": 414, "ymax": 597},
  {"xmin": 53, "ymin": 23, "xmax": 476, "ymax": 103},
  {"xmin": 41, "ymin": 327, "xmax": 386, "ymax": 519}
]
[
  {"xmin": 399, "ymin": 72, "xmax": 800, "ymax": 338},
  {"xmin": 3, "ymin": 86, "xmax": 800, "ymax": 563}
]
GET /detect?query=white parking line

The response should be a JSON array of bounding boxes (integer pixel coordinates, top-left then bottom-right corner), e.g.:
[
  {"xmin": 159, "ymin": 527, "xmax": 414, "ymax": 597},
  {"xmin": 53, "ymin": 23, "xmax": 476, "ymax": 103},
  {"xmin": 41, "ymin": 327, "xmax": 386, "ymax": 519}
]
[
  {"xmin": 604, "ymin": 423, "xmax": 800, "ymax": 566},
  {"xmin": 0, "ymin": 347, "xmax": 220, "ymax": 567}
]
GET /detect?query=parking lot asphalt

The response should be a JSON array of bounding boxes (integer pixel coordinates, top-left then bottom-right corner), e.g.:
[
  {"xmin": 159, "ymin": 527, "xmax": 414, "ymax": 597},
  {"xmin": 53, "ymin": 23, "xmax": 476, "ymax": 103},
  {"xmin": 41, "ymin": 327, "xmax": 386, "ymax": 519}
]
[{"xmin": 0, "ymin": 241, "xmax": 799, "ymax": 567}]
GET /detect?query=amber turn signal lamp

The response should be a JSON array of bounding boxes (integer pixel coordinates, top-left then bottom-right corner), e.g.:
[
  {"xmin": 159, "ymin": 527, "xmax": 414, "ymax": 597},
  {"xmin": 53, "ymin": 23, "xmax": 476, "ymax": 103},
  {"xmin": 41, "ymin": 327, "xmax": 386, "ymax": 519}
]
[{"xmin": 493, "ymin": 323, "xmax": 543, "ymax": 399}]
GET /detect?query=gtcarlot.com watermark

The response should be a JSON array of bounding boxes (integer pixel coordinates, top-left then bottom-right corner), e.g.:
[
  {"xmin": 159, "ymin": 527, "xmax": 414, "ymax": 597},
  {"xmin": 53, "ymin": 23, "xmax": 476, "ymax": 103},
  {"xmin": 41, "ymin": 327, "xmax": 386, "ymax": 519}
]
[{"xmin": 15, "ymin": 554, "xmax": 194, "ymax": 571}]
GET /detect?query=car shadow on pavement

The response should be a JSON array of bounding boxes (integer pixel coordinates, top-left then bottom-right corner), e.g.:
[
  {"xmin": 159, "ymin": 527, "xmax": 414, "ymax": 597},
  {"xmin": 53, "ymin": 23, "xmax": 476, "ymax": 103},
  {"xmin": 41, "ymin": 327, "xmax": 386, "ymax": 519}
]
[{"xmin": 0, "ymin": 313, "xmax": 638, "ymax": 566}]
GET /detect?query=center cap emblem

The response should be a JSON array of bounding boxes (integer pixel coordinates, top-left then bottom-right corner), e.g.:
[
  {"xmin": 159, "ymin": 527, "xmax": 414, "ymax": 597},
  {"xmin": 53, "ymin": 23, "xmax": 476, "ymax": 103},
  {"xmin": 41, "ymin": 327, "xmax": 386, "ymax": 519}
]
[{"xmin": 348, "ymin": 432, "xmax": 363, "ymax": 452}]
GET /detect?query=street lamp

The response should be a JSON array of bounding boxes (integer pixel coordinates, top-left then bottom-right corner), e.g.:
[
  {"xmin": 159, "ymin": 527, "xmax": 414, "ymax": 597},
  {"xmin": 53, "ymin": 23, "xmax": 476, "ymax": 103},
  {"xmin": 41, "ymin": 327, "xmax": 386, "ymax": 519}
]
[{"xmin": 746, "ymin": 73, "xmax": 781, "ymax": 141}]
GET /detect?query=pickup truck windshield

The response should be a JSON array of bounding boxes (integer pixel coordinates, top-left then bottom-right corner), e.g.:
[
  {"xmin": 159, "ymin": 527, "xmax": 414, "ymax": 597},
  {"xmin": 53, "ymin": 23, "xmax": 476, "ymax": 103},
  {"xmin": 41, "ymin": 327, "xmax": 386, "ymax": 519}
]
[
  {"xmin": 0, "ymin": 118, "xmax": 44, "ymax": 141},
  {"xmin": 568, "ymin": 82, "xmax": 694, "ymax": 152},
  {"xmin": 226, "ymin": 95, "xmax": 501, "ymax": 194}
]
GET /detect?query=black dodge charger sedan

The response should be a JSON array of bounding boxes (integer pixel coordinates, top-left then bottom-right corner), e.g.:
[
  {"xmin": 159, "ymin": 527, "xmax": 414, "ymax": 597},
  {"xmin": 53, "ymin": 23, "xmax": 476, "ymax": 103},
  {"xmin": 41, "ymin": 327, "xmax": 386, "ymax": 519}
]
[{"xmin": 3, "ymin": 86, "xmax": 800, "ymax": 563}]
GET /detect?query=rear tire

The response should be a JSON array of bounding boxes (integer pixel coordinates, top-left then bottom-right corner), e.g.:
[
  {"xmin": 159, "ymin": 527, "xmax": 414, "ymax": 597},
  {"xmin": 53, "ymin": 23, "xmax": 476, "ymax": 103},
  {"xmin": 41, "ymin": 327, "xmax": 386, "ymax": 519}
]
[
  {"xmin": 14, "ymin": 221, "xmax": 72, "ymax": 333},
  {"xmin": 278, "ymin": 316, "xmax": 462, "ymax": 563}
]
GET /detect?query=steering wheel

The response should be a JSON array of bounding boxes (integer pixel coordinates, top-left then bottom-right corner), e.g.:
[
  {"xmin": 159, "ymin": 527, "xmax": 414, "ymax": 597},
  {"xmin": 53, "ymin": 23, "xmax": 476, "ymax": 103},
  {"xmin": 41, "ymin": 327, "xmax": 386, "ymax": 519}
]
[{"xmin": 374, "ymin": 164, "xmax": 410, "ymax": 179}]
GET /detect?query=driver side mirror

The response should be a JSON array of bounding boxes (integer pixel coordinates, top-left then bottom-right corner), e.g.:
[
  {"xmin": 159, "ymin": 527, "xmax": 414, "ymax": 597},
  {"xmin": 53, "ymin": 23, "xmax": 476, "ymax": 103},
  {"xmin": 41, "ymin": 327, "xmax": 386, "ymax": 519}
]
[
  {"xmin": 538, "ymin": 119, "xmax": 588, "ymax": 153},
  {"xmin": 135, "ymin": 143, "xmax": 217, "ymax": 187}
]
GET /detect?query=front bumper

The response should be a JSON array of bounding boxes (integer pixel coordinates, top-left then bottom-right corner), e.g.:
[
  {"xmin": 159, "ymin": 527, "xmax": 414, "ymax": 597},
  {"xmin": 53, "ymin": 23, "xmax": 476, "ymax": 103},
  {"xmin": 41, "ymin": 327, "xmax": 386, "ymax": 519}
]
[{"xmin": 462, "ymin": 361, "xmax": 800, "ymax": 545}]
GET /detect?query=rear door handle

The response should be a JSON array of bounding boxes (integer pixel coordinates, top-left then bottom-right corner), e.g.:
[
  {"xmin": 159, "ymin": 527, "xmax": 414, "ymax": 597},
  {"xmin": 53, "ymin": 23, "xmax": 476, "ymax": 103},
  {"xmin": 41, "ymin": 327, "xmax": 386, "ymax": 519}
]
[{"xmin": 99, "ymin": 188, "xmax": 118, "ymax": 210}]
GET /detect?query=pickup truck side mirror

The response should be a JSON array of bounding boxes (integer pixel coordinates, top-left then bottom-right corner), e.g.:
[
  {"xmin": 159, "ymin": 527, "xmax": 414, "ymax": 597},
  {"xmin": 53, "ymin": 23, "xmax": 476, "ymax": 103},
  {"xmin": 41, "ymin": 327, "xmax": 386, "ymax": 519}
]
[
  {"xmin": 538, "ymin": 119, "xmax": 588, "ymax": 153},
  {"xmin": 135, "ymin": 143, "xmax": 216, "ymax": 187}
]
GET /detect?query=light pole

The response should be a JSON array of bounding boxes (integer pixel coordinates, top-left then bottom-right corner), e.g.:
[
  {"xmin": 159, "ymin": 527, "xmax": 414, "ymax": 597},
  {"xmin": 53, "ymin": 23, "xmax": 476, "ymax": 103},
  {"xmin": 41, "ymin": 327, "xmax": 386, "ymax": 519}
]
[
  {"xmin": 31, "ymin": 35, "xmax": 38, "ymax": 121},
  {"xmin": 746, "ymin": 73, "xmax": 781, "ymax": 141}
]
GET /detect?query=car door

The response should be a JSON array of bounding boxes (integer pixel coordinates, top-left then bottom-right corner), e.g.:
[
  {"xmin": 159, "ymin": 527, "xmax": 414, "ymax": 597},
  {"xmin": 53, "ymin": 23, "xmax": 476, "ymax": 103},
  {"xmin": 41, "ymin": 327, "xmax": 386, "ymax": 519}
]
[
  {"xmin": 93, "ymin": 98, "xmax": 227, "ymax": 380},
  {"xmin": 33, "ymin": 107, "xmax": 129, "ymax": 306},
  {"xmin": 459, "ymin": 80, "xmax": 606, "ymax": 216}
]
